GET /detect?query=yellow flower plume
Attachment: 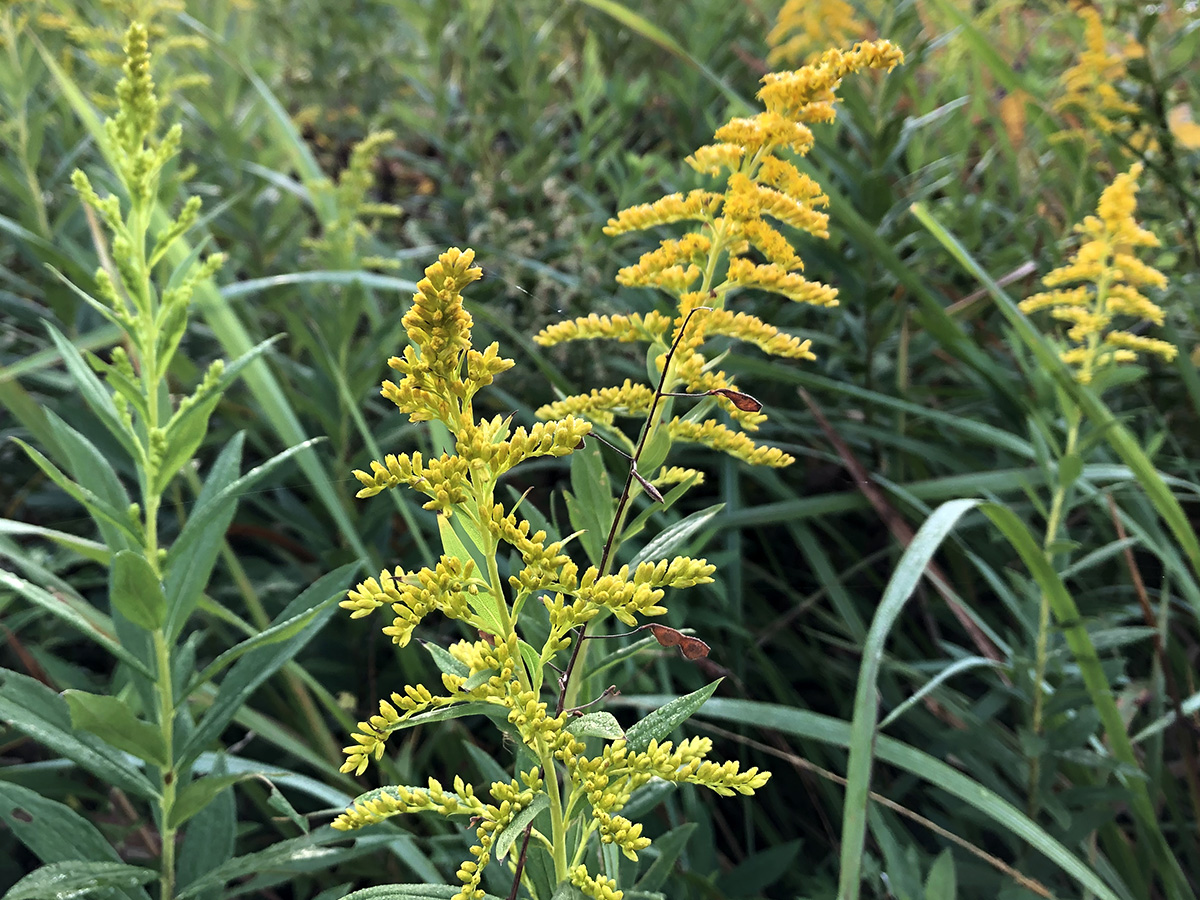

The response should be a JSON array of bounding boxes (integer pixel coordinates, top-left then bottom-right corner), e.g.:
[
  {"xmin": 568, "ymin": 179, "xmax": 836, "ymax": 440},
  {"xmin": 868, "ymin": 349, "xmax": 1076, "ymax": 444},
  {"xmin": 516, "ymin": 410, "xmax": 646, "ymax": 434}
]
[
  {"xmin": 1020, "ymin": 164, "xmax": 1176, "ymax": 383},
  {"xmin": 536, "ymin": 40, "xmax": 904, "ymax": 471},
  {"xmin": 1053, "ymin": 6, "xmax": 1142, "ymax": 147},
  {"xmin": 767, "ymin": 0, "xmax": 868, "ymax": 67}
]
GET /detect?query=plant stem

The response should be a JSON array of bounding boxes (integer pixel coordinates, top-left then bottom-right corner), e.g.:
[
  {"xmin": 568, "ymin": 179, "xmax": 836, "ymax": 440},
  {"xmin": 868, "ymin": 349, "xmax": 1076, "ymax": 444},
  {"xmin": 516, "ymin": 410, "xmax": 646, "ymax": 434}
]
[
  {"xmin": 556, "ymin": 207, "xmax": 735, "ymax": 719},
  {"xmin": 555, "ymin": 304, "xmax": 713, "ymax": 718},
  {"xmin": 153, "ymin": 628, "xmax": 177, "ymax": 900},
  {"xmin": 485, "ymin": 522, "xmax": 569, "ymax": 885},
  {"xmin": 1028, "ymin": 415, "xmax": 1080, "ymax": 813}
]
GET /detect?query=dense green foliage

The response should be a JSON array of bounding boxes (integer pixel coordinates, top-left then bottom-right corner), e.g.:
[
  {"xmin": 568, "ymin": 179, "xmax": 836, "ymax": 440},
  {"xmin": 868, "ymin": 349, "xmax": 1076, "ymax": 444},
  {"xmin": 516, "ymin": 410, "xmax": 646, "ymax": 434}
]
[{"xmin": 2, "ymin": 1, "xmax": 1199, "ymax": 899}]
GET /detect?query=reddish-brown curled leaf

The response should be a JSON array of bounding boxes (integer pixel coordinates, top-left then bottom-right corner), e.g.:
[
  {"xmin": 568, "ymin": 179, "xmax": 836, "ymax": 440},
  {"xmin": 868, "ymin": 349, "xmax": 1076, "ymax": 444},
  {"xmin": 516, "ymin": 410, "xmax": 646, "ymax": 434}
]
[
  {"xmin": 647, "ymin": 624, "xmax": 710, "ymax": 660},
  {"xmin": 709, "ymin": 388, "xmax": 763, "ymax": 413}
]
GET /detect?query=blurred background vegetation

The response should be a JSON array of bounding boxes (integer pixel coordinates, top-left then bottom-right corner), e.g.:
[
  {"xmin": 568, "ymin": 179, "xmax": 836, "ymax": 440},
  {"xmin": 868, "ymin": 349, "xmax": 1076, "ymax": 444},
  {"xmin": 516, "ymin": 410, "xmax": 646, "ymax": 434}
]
[{"xmin": 2, "ymin": 0, "xmax": 1199, "ymax": 898}]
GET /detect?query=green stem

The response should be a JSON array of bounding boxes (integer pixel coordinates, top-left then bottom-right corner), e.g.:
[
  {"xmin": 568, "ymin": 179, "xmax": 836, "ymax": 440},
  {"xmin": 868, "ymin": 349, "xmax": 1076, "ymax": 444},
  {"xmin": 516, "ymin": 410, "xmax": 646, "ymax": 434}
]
[
  {"xmin": 153, "ymin": 628, "xmax": 177, "ymax": 900},
  {"xmin": 1028, "ymin": 414, "xmax": 1080, "ymax": 813},
  {"xmin": 483, "ymin": 521, "xmax": 569, "ymax": 883},
  {"xmin": 560, "ymin": 208, "xmax": 736, "ymax": 716}
]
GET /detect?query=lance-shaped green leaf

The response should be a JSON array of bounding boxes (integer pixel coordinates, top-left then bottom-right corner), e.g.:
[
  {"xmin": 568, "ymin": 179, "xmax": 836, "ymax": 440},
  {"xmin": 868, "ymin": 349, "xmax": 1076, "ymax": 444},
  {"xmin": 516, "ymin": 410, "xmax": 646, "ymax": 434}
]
[
  {"xmin": 634, "ymin": 822, "xmax": 697, "ymax": 891},
  {"xmin": 153, "ymin": 336, "xmax": 282, "ymax": 498},
  {"xmin": 43, "ymin": 323, "xmax": 139, "ymax": 460},
  {"xmin": 2, "ymin": 861, "xmax": 157, "ymax": 900},
  {"xmin": 166, "ymin": 437, "xmax": 314, "ymax": 637},
  {"xmin": 176, "ymin": 831, "xmax": 410, "ymax": 899},
  {"xmin": 566, "ymin": 712, "xmax": 625, "ymax": 740},
  {"xmin": 182, "ymin": 593, "xmax": 341, "ymax": 698},
  {"xmin": 179, "ymin": 563, "xmax": 358, "ymax": 766},
  {"xmin": 44, "ymin": 410, "xmax": 136, "ymax": 555},
  {"xmin": 0, "ymin": 669, "xmax": 156, "ymax": 799},
  {"xmin": 110, "ymin": 550, "xmax": 166, "ymax": 631},
  {"xmin": 164, "ymin": 432, "xmax": 243, "ymax": 637},
  {"xmin": 169, "ymin": 775, "xmax": 246, "ymax": 829},
  {"xmin": 63, "ymin": 690, "xmax": 167, "ymax": 768},
  {"xmin": 494, "ymin": 793, "xmax": 551, "ymax": 861},
  {"xmin": 0, "ymin": 781, "xmax": 149, "ymax": 900},
  {"xmin": 630, "ymin": 502, "xmax": 723, "ymax": 567},
  {"xmin": 625, "ymin": 679, "xmax": 721, "ymax": 753},
  {"xmin": 11, "ymin": 439, "xmax": 141, "ymax": 547},
  {"xmin": 0, "ymin": 572, "xmax": 150, "ymax": 677}
]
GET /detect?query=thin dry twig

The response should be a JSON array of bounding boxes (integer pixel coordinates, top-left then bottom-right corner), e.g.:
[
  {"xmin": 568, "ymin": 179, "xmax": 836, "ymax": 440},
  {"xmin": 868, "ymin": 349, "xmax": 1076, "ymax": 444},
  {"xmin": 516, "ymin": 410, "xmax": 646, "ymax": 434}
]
[{"xmin": 703, "ymin": 721, "xmax": 1053, "ymax": 898}]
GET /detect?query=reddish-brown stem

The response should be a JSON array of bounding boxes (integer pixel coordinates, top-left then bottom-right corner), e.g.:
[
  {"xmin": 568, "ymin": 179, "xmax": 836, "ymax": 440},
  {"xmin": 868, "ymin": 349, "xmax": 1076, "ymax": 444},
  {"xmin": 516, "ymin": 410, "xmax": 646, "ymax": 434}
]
[
  {"xmin": 508, "ymin": 307, "xmax": 711, "ymax": 900},
  {"xmin": 553, "ymin": 306, "xmax": 711, "ymax": 718}
]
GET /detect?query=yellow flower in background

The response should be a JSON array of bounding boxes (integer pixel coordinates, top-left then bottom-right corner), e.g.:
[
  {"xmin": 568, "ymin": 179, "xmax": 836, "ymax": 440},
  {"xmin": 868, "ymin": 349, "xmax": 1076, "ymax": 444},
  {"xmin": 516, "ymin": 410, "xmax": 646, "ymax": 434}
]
[
  {"xmin": 28, "ymin": 0, "xmax": 210, "ymax": 100},
  {"xmin": 1020, "ymin": 164, "xmax": 1177, "ymax": 384},
  {"xmin": 767, "ymin": 0, "xmax": 868, "ymax": 66},
  {"xmin": 536, "ymin": 41, "xmax": 903, "ymax": 470},
  {"xmin": 1168, "ymin": 104, "xmax": 1200, "ymax": 151},
  {"xmin": 1053, "ymin": 6, "xmax": 1141, "ymax": 147}
]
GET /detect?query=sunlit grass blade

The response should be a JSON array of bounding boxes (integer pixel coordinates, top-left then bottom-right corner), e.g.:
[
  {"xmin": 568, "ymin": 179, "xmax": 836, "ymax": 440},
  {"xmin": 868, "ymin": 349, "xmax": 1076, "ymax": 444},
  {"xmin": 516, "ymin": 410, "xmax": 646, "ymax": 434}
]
[{"xmin": 838, "ymin": 499, "xmax": 979, "ymax": 900}]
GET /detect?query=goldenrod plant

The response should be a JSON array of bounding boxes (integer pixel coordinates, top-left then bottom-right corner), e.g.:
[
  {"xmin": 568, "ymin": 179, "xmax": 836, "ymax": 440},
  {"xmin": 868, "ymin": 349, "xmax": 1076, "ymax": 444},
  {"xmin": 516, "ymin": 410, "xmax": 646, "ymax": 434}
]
[
  {"xmin": 32, "ymin": 0, "xmax": 210, "ymax": 101},
  {"xmin": 1019, "ymin": 163, "xmax": 1176, "ymax": 384},
  {"xmin": 0, "ymin": 24, "xmax": 355, "ymax": 900},
  {"xmin": 1017, "ymin": 163, "xmax": 1179, "ymax": 813},
  {"xmin": 9, "ymin": 2, "xmax": 1200, "ymax": 899},
  {"xmin": 536, "ymin": 39, "xmax": 903, "ymax": 552},
  {"xmin": 333, "ymin": 248, "xmax": 767, "ymax": 900},
  {"xmin": 1052, "ymin": 5, "xmax": 1142, "ymax": 148},
  {"xmin": 332, "ymin": 42, "xmax": 901, "ymax": 900}
]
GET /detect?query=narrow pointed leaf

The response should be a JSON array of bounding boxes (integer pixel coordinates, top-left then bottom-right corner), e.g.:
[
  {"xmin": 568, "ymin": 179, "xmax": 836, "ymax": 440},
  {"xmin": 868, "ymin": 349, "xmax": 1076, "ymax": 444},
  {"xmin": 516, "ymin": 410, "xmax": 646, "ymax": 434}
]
[
  {"xmin": 0, "ymin": 669, "xmax": 156, "ymax": 798},
  {"xmin": 169, "ymin": 775, "xmax": 245, "ymax": 829},
  {"xmin": 63, "ymin": 690, "xmax": 167, "ymax": 768},
  {"xmin": 625, "ymin": 679, "xmax": 721, "ymax": 752},
  {"xmin": 2, "ymin": 861, "xmax": 156, "ymax": 900},
  {"xmin": 110, "ymin": 550, "xmax": 167, "ymax": 631},
  {"xmin": 494, "ymin": 793, "xmax": 551, "ymax": 861}
]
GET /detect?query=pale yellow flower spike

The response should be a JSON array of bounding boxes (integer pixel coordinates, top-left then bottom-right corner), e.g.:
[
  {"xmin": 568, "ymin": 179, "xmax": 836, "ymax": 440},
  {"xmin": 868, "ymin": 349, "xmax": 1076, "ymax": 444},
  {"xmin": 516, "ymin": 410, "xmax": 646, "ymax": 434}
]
[
  {"xmin": 1019, "ymin": 164, "xmax": 1177, "ymax": 384},
  {"xmin": 540, "ymin": 40, "xmax": 903, "ymax": 469}
]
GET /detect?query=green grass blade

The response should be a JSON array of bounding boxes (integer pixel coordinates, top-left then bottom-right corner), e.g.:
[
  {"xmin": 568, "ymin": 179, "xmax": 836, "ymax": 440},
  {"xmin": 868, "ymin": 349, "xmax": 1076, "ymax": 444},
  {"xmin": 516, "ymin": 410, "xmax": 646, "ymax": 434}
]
[
  {"xmin": 838, "ymin": 498, "xmax": 979, "ymax": 900},
  {"xmin": 616, "ymin": 695, "xmax": 1132, "ymax": 900},
  {"xmin": 978, "ymin": 502, "xmax": 1192, "ymax": 897}
]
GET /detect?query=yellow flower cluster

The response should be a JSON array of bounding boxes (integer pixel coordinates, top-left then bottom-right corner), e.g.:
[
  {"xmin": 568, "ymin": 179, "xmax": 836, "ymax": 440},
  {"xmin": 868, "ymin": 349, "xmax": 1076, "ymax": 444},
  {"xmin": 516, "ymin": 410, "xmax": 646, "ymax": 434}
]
[
  {"xmin": 337, "ymin": 249, "xmax": 772, "ymax": 900},
  {"xmin": 1020, "ymin": 164, "xmax": 1176, "ymax": 383},
  {"xmin": 535, "ymin": 41, "xmax": 903, "ymax": 475},
  {"xmin": 339, "ymin": 555, "xmax": 476, "ymax": 646},
  {"xmin": 557, "ymin": 735, "xmax": 770, "ymax": 898},
  {"xmin": 767, "ymin": 0, "xmax": 868, "ymax": 67},
  {"xmin": 1053, "ymin": 6, "xmax": 1142, "ymax": 147}
]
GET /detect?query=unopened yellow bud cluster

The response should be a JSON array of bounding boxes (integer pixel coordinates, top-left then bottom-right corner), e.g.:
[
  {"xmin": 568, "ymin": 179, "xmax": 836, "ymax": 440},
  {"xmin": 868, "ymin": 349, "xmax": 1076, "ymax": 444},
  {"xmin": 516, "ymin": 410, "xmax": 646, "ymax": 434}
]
[
  {"xmin": 535, "ymin": 41, "xmax": 903, "ymax": 473},
  {"xmin": 1020, "ymin": 164, "xmax": 1176, "ymax": 383},
  {"xmin": 337, "ymin": 248, "xmax": 773, "ymax": 900}
]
